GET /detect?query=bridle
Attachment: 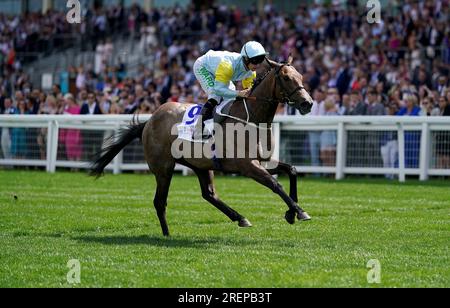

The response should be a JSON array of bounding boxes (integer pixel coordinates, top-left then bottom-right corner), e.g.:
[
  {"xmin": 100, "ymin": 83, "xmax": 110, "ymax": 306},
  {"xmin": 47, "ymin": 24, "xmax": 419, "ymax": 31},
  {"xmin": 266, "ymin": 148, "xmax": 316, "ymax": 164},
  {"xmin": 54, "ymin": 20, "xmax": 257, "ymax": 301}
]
[
  {"xmin": 218, "ymin": 59, "xmax": 309, "ymax": 126},
  {"xmin": 248, "ymin": 60, "xmax": 305, "ymax": 105},
  {"xmin": 274, "ymin": 63, "xmax": 306, "ymax": 105}
]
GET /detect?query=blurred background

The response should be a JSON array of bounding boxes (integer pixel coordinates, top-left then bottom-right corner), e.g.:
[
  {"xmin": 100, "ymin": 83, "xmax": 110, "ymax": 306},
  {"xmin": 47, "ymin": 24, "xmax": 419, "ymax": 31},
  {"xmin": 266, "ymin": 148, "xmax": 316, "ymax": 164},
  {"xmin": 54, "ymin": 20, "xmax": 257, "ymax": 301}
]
[{"xmin": 0, "ymin": 0, "xmax": 449, "ymax": 180}]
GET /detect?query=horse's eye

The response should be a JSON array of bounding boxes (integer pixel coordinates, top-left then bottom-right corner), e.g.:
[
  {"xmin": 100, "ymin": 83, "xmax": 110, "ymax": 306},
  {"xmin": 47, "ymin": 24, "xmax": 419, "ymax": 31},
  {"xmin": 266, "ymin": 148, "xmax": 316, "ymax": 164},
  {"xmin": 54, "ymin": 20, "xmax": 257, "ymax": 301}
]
[{"xmin": 283, "ymin": 76, "xmax": 290, "ymax": 82}]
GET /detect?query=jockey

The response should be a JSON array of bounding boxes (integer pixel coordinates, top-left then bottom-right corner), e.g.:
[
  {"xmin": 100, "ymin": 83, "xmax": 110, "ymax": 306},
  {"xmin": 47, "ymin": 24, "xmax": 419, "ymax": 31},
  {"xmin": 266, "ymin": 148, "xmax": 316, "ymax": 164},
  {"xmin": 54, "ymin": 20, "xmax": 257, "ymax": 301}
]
[{"xmin": 193, "ymin": 41, "xmax": 268, "ymax": 136}]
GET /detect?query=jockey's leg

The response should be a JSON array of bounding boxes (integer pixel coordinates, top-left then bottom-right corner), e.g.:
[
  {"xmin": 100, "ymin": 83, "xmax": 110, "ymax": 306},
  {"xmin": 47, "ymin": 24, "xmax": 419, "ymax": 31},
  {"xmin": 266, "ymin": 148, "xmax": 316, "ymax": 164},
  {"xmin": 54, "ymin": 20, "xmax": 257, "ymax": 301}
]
[
  {"xmin": 200, "ymin": 98, "xmax": 218, "ymax": 137},
  {"xmin": 200, "ymin": 98, "xmax": 218, "ymax": 122}
]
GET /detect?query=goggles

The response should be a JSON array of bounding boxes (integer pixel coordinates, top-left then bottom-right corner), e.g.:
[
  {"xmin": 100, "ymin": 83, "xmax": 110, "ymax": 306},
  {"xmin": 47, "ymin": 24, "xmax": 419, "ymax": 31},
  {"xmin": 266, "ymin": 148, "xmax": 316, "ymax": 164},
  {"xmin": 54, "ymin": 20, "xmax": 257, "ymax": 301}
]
[{"xmin": 248, "ymin": 55, "xmax": 266, "ymax": 65}]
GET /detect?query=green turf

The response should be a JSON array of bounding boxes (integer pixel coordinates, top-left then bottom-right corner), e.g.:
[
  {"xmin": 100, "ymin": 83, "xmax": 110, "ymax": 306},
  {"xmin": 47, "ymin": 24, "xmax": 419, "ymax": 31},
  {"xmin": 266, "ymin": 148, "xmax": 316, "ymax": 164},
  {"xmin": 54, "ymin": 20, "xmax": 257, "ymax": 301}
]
[{"xmin": 0, "ymin": 170, "xmax": 449, "ymax": 288}]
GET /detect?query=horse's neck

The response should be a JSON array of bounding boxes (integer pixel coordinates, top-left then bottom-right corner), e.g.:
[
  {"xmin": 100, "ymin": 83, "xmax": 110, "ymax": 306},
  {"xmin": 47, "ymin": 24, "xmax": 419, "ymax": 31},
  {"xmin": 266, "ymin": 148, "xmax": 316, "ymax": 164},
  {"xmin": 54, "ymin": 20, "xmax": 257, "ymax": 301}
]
[
  {"xmin": 227, "ymin": 70, "xmax": 278, "ymax": 125},
  {"xmin": 248, "ymin": 72, "xmax": 279, "ymax": 124}
]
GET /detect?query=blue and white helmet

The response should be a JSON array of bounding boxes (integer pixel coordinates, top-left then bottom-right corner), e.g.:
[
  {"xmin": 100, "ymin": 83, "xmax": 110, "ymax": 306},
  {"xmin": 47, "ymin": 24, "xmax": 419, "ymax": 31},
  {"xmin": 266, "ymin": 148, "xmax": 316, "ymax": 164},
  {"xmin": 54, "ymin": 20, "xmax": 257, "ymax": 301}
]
[{"xmin": 241, "ymin": 41, "xmax": 268, "ymax": 63}]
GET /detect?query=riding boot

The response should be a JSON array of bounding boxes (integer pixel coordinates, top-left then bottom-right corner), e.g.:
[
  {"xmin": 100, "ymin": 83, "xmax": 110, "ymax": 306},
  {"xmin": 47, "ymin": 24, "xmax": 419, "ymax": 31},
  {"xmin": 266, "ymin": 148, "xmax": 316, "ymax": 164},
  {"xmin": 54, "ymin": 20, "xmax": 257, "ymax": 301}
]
[{"xmin": 200, "ymin": 99, "xmax": 218, "ymax": 138}]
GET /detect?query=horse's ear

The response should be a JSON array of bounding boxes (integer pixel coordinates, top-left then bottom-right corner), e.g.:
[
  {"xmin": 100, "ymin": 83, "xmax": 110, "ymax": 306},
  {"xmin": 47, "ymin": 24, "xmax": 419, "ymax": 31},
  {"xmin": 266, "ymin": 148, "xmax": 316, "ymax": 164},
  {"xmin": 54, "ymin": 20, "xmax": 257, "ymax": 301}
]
[
  {"xmin": 266, "ymin": 59, "xmax": 280, "ymax": 68},
  {"xmin": 287, "ymin": 54, "xmax": 293, "ymax": 65}
]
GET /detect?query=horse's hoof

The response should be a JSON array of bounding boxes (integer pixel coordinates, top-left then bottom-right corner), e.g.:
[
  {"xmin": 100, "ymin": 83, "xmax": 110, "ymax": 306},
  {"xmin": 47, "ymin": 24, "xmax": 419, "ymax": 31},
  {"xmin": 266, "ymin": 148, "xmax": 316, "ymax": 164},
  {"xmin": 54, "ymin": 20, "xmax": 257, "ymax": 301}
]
[
  {"xmin": 297, "ymin": 211, "xmax": 311, "ymax": 221},
  {"xmin": 285, "ymin": 211, "xmax": 296, "ymax": 225},
  {"xmin": 238, "ymin": 219, "xmax": 253, "ymax": 228}
]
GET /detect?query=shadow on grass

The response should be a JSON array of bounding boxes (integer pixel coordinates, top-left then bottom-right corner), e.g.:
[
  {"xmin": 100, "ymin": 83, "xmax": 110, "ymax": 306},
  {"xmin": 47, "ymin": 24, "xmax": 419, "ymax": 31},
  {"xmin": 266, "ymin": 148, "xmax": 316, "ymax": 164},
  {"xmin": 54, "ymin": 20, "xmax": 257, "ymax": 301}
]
[{"xmin": 72, "ymin": 234, "xmax": 259, "ymax": 248}]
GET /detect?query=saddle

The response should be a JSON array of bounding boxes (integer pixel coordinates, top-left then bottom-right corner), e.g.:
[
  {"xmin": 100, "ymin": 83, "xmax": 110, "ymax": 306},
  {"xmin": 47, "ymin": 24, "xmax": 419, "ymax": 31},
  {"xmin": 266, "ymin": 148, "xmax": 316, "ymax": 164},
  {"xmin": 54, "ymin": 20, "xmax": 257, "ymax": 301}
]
[
  {"xmin": 177, "ymin": 99, "xmax": 240, "ymax": 143},
  {"xmin": 213, "ymin": 100, "xmax": 235, "ymax": 124}
]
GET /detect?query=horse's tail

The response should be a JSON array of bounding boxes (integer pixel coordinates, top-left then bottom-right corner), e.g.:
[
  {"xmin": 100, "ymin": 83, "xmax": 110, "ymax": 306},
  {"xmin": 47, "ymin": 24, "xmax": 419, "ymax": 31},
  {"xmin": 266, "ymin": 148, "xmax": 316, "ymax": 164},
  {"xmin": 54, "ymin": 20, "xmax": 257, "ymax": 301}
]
[{"xmin": 90, "ymin": 120, "xmax": 147, "ymax": 178}]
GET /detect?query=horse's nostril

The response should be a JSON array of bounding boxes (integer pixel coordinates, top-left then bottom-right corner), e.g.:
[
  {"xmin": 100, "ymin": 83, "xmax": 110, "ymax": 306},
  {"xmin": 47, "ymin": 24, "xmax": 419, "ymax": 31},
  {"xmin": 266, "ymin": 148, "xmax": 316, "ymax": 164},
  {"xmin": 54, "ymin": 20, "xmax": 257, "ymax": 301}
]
[{"xmin": 300, "ymin": 102, "xmax": 312, "ymax": 115}]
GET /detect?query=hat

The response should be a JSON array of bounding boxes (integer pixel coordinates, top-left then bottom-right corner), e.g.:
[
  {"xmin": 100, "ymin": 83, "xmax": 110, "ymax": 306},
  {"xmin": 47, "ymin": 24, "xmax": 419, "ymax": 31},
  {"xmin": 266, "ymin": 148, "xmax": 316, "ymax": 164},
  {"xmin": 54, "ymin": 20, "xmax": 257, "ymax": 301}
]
[{"xmin": 64, "ymin": 93, "xmax": 74, "ymax": 101}]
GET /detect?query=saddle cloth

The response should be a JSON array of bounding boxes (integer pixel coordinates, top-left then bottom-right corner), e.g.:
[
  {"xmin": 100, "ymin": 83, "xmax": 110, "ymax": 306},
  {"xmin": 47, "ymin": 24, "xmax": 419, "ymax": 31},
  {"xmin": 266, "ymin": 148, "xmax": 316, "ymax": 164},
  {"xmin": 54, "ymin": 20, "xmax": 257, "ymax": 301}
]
[
  {"xmin": 177, "ymin": 104, "xmax": 214, "ymax": 143},
  {"xmin": 177, "ymin": 101, "xmax": 235, "ymax": 143}
]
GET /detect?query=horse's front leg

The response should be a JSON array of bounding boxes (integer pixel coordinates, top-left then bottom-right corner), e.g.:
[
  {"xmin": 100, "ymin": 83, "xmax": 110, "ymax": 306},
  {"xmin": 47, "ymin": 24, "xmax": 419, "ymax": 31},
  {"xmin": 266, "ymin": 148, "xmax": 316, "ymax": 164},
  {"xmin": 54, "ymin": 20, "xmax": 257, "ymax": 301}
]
[
  {"xmin": 242, "ymin": 160, "xmax": 311, "ymax": 224},
  {"xmin": 264, "ymin": 160, "xmax": 299, "ymax": 203}
]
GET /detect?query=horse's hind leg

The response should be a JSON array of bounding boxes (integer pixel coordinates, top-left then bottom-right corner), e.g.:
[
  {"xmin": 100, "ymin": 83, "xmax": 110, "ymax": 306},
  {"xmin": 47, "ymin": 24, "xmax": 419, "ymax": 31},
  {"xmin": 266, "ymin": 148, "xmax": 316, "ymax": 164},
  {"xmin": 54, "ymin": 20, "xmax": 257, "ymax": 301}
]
[
  {"xmin": 195, "ymin": 169, "xmax": 251, "ymax": 228},
  {"xmin": 153, "ymin": 169, "xmax": 174, "ymax": 236}
]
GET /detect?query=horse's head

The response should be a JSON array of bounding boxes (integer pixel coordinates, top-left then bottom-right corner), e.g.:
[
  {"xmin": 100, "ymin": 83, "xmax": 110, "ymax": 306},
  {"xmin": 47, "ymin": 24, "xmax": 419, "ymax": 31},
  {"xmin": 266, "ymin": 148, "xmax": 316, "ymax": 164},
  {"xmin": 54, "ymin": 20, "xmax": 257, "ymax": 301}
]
[{"xmin": 267, "ymin": 57, "xmax": 313, "ymax": 115}]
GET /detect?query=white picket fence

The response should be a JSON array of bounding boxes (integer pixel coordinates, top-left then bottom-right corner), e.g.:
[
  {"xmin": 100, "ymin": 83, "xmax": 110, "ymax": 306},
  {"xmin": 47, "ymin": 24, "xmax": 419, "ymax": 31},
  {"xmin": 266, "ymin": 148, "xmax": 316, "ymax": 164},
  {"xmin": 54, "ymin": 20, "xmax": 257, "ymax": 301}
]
[{"xmin": 1, "ymin": 115, "xmax": 449, "ymax": 182}]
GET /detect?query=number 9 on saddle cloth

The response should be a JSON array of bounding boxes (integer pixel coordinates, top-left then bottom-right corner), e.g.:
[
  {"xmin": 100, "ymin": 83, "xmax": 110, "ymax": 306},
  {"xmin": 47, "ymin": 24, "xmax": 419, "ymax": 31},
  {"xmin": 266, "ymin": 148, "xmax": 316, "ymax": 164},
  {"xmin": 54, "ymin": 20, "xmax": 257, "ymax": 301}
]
[{"xmin": 177, "ymin": 100, "xmax": 234, "ymax": 143}]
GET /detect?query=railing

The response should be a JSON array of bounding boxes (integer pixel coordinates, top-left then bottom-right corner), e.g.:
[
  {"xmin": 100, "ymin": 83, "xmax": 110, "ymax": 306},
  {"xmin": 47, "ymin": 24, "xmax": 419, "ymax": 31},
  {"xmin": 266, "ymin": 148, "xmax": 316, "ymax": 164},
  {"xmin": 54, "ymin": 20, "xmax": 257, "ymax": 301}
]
[
  {"xmin": 277, "ymin": 116, "xmax": 450, "ymax": 181},
  {"xmin": 1, "ymin": 115, "xmax": 449, "ymax": 181}
]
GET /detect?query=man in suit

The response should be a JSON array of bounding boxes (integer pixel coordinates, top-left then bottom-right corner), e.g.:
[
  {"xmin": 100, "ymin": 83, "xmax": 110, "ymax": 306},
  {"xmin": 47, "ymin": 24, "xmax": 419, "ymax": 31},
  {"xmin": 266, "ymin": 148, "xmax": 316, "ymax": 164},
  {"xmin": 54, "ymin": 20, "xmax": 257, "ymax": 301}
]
[
  {"xmin": 80, "ymin": 93, "xmax": 103, "ymax": 161},
  {"xmin": 80, "ymin": 93, "xmax": 103, "ymax": 115},
  {"xmin": 346, "ymin": 90, "xmax": 368, "ymax": 167},
  {"xmin": 366, "ymin": 90, "xmax": 386, "ymax": 116},
  {"xmin": 0, "ymin": 92, "xmax": 5, "ymax": 114},
  {"xmin": 366, "ymin": 90, "xmax": 386, "ymax": 167}
]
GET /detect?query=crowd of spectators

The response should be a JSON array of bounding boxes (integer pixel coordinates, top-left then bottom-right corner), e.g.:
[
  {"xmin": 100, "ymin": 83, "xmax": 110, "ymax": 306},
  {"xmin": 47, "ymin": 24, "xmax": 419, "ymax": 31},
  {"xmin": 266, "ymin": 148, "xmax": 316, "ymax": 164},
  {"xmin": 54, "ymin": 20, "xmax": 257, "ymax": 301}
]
[
  {"xmin": 0, "ymin": 4, "xmax": 132, "ymax": 75},
  {"xmin": 1, "ymin": 1, "xmax": 449, "ymax": 115},
  {"xmin": 1, "ymin": 1, "xmax": 450, "ymax": 170}
]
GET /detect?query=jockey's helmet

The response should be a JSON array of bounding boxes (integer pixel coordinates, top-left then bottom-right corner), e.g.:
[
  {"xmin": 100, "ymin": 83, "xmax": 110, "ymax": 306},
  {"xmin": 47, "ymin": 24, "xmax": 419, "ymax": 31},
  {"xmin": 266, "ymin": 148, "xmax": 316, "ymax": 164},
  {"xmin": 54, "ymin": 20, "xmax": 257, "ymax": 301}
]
[{"xmin": 241, "ymin": 41, "xmax": 268, "ymax": 65}]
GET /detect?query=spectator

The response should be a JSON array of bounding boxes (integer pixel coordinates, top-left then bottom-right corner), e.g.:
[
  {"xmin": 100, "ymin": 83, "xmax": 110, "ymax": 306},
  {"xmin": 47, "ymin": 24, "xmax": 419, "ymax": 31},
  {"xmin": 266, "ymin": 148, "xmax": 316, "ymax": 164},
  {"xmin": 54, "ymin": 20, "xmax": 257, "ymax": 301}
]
[
  {"xmin": 95, "ymin": 40, "xmax": 106, "ymax": 75},
  {"xmin": 36, "ymin": 95, "xmax": 58, "ymax": 160},
  {"xmin": 367, "ymin": 90, "xmax": 386, "ymax": 116},
  {"xmin": 80, "ymin": 92, "xmax": 102, "ymax": 161},
  {"xmin": 76, "ymin": 66, "xmax": 86, "ymax": 91},
  {"xmin": 397, "ymin": 94, "xmax": 421, "ymax": 168},
  {"xmin": 320, "ymin": 99, "xmax": 339, "ymax": 168},
  {"xmin": 62, "ymin": 94, "xmax": 83, "ymax": 162},
  {"xmin": 366, "ymin": 89, "xmax": 386, "ymax": 167},
  {"xmin": 420, "ymin": 97, "xmax": 435, "ymax": 116},
  {"xmin": 435, "ymin": 96, "xmax": 450, "ymax": 169},
  {"xmin": 326, "ymin": 87, "xmax": 341, "ymax": 110},
  {"xmin": 436, "ymin": 76, "xmax": 449, "ymax": 96},
  {"xmin": 381, "ymin": 103, "xmax": 399, "ymax": 179},
  {"xmin": 434, "ymin": 96, "xmax": 450, "ymax": 116},
  {"xmin": 339, "ymin": 94, "xmax": 351, "ymax": 116},
  {"xmin": 103, "ymin": 38, "xmax": 114, "ymax": 67},
  {"xmin": 346, "ymin": 91, "xmax": 367, "ymax": 116},
  {"xmin": 308, "ymin": 87, "xmax": 326, "ymax": 170},
  {"xmin": 397, "ymin": 94, "xmax": 421, "ymax": 116},
  {"xmin": 0, "ymin": 90, "xmax": 5, "ymax": 114},
  {"xmin": 98, "ymin": 90, "xmax": 112, "ymax": 114},
  {"xmin": 52, "ymin": 84, "xmax": 62, "ymax": 99},
  {"xmin": 167, "ymin": 84, "xmax": 181, "ymax": 103},
  {"xmin": 81, "ymin": 93, "xmax": 102, "ymax": 115},
  {"xmin": 109, "ymin": 101, "xmax": 123, "ymax": 115},
  {"xmin": 1, "ymin": 98, "xmax": 15, "ymax": 159},
  {"xmin": 138, "ymin": 100, "xmax": 153, "ymax": 114},
  {"xmin": 346, "ymin": 90, "xmax": 368, "ymax": 167},
  {"xmin": 10, "ymin": 99, "xmax": 27, "ymax": 159}
]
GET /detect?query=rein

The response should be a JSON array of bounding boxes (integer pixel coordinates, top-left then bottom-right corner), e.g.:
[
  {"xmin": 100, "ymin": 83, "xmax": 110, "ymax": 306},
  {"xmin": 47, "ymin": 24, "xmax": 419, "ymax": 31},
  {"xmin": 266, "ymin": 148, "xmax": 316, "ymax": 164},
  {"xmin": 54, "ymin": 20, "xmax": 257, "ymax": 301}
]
[
  {"xmin": 214, "ymin": 98, "xmax": 271, "ymax": 130},
  {"xmin": 218, "ymin": 60, "xmax": 303, "ymax": 127},
  {"xmin": 248, "ymin": 61, "xmax": 304, "ymax": 105}
]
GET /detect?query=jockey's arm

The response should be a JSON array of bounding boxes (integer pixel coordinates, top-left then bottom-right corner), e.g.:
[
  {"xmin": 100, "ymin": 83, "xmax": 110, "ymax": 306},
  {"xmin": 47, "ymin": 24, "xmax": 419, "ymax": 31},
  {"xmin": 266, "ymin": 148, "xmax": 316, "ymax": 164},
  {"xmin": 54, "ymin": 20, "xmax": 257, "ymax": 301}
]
[
  {"xmin": 242, "ymin": 71, "xmax": 257, "ymax": 89},
  {"xmin": 214, "ymin": 60, "xmax": 238, "ymax": 99}
]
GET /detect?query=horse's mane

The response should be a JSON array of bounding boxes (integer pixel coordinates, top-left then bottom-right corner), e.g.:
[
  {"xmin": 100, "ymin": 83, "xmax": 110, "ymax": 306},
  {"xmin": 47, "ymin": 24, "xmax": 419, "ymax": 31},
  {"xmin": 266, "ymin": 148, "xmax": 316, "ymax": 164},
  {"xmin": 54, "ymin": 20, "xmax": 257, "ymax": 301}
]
[
  {"xmin": 251, "ymin": 60, "xmax": 296, "ymax": 94},
  {"xmin": 250, "ymin": 66, "xmax": 274, "ymax": 93}
]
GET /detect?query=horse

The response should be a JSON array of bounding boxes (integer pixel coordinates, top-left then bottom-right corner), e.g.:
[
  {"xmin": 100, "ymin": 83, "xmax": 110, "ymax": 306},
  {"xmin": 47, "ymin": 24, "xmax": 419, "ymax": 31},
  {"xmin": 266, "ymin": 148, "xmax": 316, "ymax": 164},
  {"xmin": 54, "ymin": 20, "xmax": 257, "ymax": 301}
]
[{"xmin": 90, "ymin": 57, "xmax": 314, "ymax": 236}]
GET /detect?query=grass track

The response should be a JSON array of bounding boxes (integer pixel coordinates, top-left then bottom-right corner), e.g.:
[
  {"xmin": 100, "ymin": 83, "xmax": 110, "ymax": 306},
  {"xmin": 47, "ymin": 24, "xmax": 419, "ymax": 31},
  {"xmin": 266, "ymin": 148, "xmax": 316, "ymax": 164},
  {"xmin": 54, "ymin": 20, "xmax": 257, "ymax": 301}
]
[{"xmin": 0, "ymin": 171, "xmax": 449, "ymax": 288}]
